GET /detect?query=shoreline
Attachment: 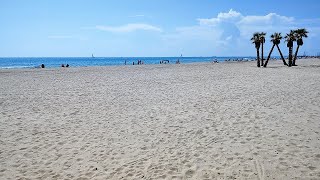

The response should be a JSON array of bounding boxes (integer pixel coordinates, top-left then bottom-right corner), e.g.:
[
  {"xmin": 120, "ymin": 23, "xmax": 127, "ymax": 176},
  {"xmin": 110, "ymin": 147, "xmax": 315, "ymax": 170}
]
[
  {"xmin": 0, "ymin": 56, "xmax": 258, "ymax": 70},
  {"xmin": 0, "ymin": 57, "xmax": 318, "ymax": 71}
]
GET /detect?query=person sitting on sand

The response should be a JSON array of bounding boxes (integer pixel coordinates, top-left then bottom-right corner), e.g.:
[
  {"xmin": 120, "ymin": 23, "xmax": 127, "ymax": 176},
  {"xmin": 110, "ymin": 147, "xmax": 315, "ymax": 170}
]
[
  {"xmin": 41, "ymin": 64, "xmax": 45, "ymax": 68},
  {"xmin": 66, "ymin": 64, "xmax": 69, "ymax": 67}
]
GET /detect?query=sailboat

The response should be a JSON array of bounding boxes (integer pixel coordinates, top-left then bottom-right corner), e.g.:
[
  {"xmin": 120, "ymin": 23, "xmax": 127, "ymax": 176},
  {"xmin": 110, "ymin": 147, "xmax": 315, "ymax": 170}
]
[{"xmin": 92, "ymin": 54, "xmax": 95, "ymax": 58}]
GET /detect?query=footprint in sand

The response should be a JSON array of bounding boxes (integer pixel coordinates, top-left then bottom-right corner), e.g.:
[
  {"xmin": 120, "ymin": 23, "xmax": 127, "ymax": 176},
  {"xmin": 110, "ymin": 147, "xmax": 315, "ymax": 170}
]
[
  {"xmin": 185, "ymin": 169, "xmax": 195, "ymax": 178},
  {"xmin": 253, "ymin": 159, "xmax": 265, "ymax": 180}
]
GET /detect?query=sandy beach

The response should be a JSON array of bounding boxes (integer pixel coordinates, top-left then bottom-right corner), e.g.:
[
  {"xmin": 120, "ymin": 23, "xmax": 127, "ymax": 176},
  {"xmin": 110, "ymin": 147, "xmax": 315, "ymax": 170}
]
[{"xmin": 1, "ymin": 58, "xmax": 320, "ymax": 179}]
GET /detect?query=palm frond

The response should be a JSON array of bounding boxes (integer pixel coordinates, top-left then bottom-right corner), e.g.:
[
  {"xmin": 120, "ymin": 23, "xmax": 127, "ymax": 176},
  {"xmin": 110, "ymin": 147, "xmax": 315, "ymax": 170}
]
[
  {"xmin": 294, "ymin": 28, "xmax": 309, "ymax": 38},
  {"xmin": 285, "ymin": 30, "xmax": 296, "ymax": 42},
  {"xmin": 270, "ymin": 32, "xmax": 282, "ymax": 44},
  {"xmin": 251, "ymin": 32, "xmax": 260, "ymax": 43},
  {"xmin": 259, "ymin": 32, "xmax": 266, "ymax": 43}
]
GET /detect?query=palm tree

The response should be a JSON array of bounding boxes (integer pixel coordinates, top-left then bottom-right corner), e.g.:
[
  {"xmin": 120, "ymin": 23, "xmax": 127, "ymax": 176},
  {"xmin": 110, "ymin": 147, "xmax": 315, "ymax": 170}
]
[
  {"xmin": 264, "ymin": 32, "xmax": 288, "ymax": 67},
  {"xmin": 285, "ymin": 30, "xmax": 296, "ymax": 67},
  {"xmin": 251, "ymin": 32, "xmax": 261, "ymax": 67},
  {"xmin": 259, "ymin": 32, "xmax": 266, "ymax": 66},
  {"xmin": 292, "ymin": 28, "xmax": 308, "ymax": 66}
]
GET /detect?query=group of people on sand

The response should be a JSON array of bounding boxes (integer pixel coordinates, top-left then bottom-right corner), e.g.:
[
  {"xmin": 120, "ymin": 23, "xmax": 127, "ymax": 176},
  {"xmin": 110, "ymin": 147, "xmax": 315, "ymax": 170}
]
[
  {"xmin": 160, "ymin": 59, "xmax": 181, "ymax": 64},
  {"xmin": 125, "ymin": 60, "xmax": 144, "ymax": 65},
  {"xmin": 136, "ymin": 60, "xmax": 144, "ymax": 65},
  {"xmin": 123, "ymin": 59, "xmax": 182, "ymax": 65},
  {"xmin": 225, "ymin": 58, "xmax": 251, "ymax": 62},
  {"xmin": 160, "ymin": 60, "xmax": 169, "ymax": 64},
  {"xmin": 61, "ymin": 64, "xmax": 70, "ymax": 68},
  {"xmin": 37, "ymin": 63, "xmax": 70, "ymax": 68}
]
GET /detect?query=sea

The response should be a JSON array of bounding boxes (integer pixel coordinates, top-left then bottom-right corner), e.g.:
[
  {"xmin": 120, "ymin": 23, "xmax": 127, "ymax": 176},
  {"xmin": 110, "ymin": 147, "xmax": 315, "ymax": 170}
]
[{"xmin": 0, "ymin": 56, "xmax": 258, "ymax": 69}]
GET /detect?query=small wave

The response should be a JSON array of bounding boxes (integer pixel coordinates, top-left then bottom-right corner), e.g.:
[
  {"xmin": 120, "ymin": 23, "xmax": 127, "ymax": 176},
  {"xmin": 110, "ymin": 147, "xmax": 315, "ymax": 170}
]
[{"xmin": 0, "ymin": 66, "xmax": 35, "ymax": 69}]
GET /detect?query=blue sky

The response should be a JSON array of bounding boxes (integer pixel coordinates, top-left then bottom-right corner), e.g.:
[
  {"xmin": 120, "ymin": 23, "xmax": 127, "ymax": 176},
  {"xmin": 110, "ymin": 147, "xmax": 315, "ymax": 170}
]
[{"xmin": 1, "ymin": 0, "xmax": 320, "ymax": 57}]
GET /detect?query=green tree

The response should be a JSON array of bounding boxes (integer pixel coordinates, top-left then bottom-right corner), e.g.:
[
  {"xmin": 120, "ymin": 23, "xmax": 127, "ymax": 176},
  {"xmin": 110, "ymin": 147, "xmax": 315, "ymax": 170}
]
[
  {"xmin": 292, "ymin": 28, "xmax": 308, "ymax": 66},
  {"xmin": 285, "ymin": 30, "xmax": 296, "ymax": 67},
  {"xmin": 264, "ymin": 32, "xmax": 288, "ymax": 67},
  {"xmin": 251, "ymin": 32, "xmax": 261, "ymax": 67}
]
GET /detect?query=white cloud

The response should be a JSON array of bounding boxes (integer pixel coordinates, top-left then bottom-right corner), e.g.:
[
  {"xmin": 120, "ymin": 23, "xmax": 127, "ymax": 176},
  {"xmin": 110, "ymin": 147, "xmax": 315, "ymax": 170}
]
[
  {"xmin": 198, "ymin": 9, "xmax": 242, "ymax": 26},
  {"xmin": 239, "ymin": 13, "xmax": 294, "ymax": 25},
  {"xmin": 236, "ymin": 13, "xmax": 296, "ymax": 39},
  {"xmin": 96, "ymin": 23, "xmax": 162, "ymax": 33},
  {"xmin": 198, "ymin": 9, "xmax": 295, "ymax": 35}
]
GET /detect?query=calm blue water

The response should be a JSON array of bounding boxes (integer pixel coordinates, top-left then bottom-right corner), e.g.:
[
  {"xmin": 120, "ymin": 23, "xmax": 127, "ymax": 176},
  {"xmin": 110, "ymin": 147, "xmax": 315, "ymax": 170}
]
[{"xmin": 0, "ymin": 57, "xmax": 257, "ymax": 69}]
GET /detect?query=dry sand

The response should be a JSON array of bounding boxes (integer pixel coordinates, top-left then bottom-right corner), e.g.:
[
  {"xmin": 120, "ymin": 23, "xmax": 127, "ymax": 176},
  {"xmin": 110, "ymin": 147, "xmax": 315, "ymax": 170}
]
[{"xmin": 1, "ymin": 58, "xmax": 320, "ymax": 179}]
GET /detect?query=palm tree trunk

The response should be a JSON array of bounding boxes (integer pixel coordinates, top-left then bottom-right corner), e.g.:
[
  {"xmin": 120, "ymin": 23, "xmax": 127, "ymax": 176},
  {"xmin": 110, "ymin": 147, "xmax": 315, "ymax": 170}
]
[
  {"xmin": 264, "ymin": 44, "xmax": 275, "ymax": 67},
  {"xmin": 288, "ymin": 47, "xmax": 293, "ymax": 67},
  {"xmin": 293, "ymin": 45, "xmax": 300, "ymax": 66},
  {"xmin": 256, "ymin": 49, "xmax": 260, "ymax": 67},
  {"xmin": 261, "ymin": 43, "xmax": 264, "ymax": 66},
  {"xmin": 276, "ymin": 44, "xmax": 288, "ymax": 66}
]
